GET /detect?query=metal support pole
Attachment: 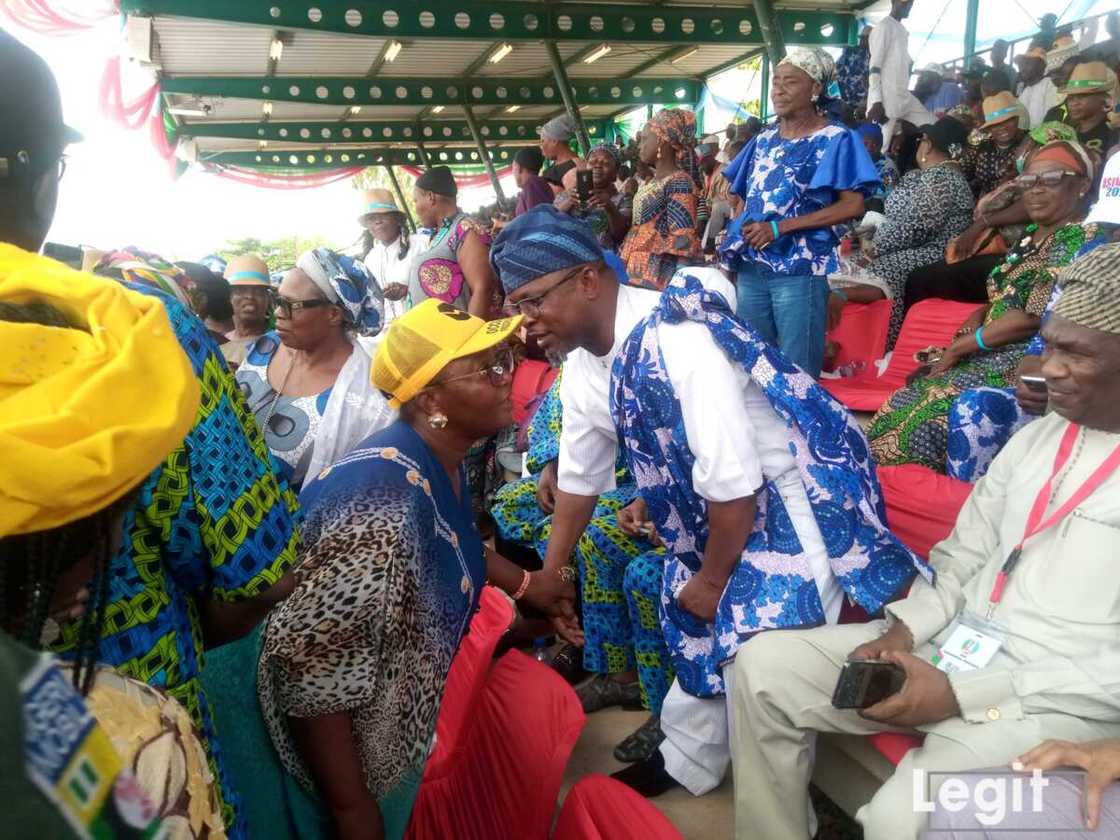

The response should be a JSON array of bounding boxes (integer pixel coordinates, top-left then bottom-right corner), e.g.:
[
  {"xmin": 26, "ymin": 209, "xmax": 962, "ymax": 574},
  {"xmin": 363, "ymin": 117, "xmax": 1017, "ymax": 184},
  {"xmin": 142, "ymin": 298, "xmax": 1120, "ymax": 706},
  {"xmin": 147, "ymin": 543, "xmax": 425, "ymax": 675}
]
[
  {"xmin": 462, "ymin": 102, "xmax": 506, "ymax": 202},
  {"xmin": 416, "ymin": 140, "xmax": 430, "ymax": 168},
  {"xmin": 760, "ymin": 54, "xmax": 770, "ymax": 121},
  {"xmin": 384, "ymin": 164, "xmax": 416, "ymax": 233},
  {"xmin": 545, "ymin": 40, "xmax": 592, "ymax": 155},
  {"xmin": 753, "ymin": 0, "xmax": 786, "ymax": 66},
  {"xmin": 963, "ymin": 0, "xmax": 980, "ymax": 70}
]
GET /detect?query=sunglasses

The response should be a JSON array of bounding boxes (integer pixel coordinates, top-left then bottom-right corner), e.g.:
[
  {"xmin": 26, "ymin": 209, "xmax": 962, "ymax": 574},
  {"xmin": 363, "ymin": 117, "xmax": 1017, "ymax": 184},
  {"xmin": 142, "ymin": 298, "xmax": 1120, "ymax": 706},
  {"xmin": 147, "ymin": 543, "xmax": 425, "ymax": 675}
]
[
  {"xmin": 270, "ymin": 289, "xmax": 333, "ymax": 318},
  {"xmin": 432, "ymin": 347, "xmax": 516, "ymax": 388},
  {"xmin": 1013, "ymin": 170, "xmax": 1081, "ymax": 190}
]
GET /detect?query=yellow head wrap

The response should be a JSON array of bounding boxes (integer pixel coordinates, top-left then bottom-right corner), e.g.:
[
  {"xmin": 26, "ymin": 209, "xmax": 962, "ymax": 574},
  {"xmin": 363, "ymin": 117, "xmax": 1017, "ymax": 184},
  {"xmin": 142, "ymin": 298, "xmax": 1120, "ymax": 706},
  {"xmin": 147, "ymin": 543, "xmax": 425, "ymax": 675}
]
[{"xmin": 0, "ymin": 245, "xmax": 201, "ymax": 536}]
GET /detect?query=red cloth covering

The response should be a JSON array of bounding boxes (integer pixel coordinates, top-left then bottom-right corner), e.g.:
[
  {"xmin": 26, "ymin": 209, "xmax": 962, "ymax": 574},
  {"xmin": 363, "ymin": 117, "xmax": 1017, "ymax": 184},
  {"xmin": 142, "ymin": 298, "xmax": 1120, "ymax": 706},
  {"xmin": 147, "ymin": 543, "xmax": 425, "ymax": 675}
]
[
  {"xmin": 407, "ymin": 643, "xmax": 585, "ymax": 840},
  {"xmin": 878, "ymin": 464, "xmax": 974, "ymax": 560},
  {"xmin": 512, "ymin": 360, "xmax": 560, "ymax": 426},
  {"xmin": 552, "ymin": 775, "xmax": 684, "ymax": 840},
  {"xmin": 825, "ymin": 299, "xmax": 892, "ymax": 372},
  {"xmin": 822, "ymin": 299, "xmax": 985, "ymax": 411},
  {"xmin": 868, "ymin": 732, "xmax": 924, "ymax": 766}
]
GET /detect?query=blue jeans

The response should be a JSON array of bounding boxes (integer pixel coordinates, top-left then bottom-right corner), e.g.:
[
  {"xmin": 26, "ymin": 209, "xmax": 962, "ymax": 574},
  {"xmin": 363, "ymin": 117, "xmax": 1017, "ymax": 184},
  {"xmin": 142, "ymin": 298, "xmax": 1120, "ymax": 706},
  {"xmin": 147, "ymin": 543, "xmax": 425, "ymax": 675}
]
[{"xmin": 735, "ymin": 263, "xmax": 830, "ymax": 378}]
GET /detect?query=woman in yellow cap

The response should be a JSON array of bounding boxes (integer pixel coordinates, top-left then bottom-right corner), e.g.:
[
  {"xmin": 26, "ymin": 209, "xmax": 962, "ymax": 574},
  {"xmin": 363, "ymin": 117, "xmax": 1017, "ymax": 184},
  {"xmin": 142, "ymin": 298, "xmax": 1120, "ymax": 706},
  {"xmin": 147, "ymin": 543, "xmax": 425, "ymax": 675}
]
[
  {"xmin": 0, "ymin": 252, "xmax": 226, "ymax": 836},
  {"xmin": 203, "ymin": 299, "xmax": 576, "ymax": 840}
]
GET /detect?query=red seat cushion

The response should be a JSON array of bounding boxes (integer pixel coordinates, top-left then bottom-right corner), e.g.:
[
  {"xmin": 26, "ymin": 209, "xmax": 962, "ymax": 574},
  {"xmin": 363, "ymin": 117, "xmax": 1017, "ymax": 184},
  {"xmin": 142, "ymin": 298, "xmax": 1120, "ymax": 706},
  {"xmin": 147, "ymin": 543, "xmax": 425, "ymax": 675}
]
[
  {"xmin": 823, "ymin": 299, "xmax": 984, "ymax": 412},
  {"xmin": 868, "ymin": 732, "xmax": 925, "ymax": 766},
  {"xmin": 825, "ymin": 299, "xmax": 892, "ymax": 372},
  {"xmin": 512, "ymin": 360, "xmax": 559, "ymax": 425},
  {"xmin": 878, "ymin": 464, "xmax": 974, "ymax": 560},
  {"xmin": 553, "ymin": 775, "xmax": 684, "ymax": 840}
]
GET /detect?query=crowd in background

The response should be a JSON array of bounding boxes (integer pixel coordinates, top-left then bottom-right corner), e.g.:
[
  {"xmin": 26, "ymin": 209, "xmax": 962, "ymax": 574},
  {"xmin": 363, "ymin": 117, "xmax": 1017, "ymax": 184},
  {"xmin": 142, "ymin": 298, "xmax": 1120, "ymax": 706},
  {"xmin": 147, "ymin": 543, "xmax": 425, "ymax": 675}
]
[{"xmin": 5, "ymin": 5, "xmax": 1120, "ymax": 840}]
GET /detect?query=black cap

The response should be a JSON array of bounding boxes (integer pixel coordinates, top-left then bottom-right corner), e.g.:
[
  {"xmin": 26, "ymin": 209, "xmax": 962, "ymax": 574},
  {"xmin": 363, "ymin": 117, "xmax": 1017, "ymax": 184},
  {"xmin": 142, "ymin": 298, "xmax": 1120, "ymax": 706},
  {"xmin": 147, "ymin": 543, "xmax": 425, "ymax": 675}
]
[
  {"xmin": 514, "ymin": 147, "xmax": 545, "ymax": 172},
  {"xmin": 918, "ymin": 116, "xmax": 970, "ymax": 156},
  {"xmin": 415, "ymin": 165, "xmax": 457, "ymax": 197},
  {"xmin": 0, "ymin": 30, "xmax": 81, "ymax": 168}
]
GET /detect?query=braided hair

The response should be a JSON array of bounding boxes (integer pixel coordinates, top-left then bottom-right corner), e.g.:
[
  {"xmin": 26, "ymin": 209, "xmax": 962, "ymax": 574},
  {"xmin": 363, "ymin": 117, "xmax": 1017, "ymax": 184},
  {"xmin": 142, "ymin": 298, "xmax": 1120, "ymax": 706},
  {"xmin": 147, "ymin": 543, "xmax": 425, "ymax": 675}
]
[{"xmin": 0, "ymin": 299, "xmax": 123, "ymax": 696}]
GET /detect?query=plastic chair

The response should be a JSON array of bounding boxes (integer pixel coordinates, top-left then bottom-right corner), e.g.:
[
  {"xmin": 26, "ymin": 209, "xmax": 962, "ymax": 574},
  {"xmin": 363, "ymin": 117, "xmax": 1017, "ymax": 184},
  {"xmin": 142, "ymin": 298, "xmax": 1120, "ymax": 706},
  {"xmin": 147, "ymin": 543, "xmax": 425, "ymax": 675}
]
[
  {"xmin": 877, "ymin": 464, "xmax": 974, "ymax": 561},
  {"xmin": 552, "ymin": 775, "xmax": 684, "ymax": 840},
  {"xmin": 823, "ymin": 299, "xmax": 984, "ymax": 412},
  {"xmin": 406, "ymin": 651, "xmax": 585, "ymax": 840},
  {"xmin": 824, "ymin": 298, "xmax": 892, "ymax": 373}
]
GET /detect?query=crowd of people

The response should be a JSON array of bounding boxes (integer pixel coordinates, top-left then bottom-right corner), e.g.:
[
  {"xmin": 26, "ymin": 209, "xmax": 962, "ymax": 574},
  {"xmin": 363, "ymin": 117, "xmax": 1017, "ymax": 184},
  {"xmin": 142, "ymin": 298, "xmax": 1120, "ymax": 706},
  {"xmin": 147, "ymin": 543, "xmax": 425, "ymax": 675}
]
[{"xmin": 4, "ymin": 7, "xmax": 1120, "ymax": 840}]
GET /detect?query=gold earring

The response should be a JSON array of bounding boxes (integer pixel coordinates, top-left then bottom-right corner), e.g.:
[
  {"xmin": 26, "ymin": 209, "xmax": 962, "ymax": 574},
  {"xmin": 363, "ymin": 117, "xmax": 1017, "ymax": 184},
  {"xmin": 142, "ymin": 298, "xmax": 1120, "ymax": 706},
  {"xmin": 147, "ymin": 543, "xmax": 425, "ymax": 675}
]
[{"xmin": 428, "ymin": 412, "xmax": 448, "ymax": 429}]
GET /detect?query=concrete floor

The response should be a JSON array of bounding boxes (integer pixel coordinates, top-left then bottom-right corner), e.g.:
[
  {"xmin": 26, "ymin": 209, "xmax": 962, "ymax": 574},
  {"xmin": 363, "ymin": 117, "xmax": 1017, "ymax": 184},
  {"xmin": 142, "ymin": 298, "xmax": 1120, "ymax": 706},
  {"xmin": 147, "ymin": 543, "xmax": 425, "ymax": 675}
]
[{"xmin": 561, "ymin": 706, "xmax": 734, "ymax": 840}]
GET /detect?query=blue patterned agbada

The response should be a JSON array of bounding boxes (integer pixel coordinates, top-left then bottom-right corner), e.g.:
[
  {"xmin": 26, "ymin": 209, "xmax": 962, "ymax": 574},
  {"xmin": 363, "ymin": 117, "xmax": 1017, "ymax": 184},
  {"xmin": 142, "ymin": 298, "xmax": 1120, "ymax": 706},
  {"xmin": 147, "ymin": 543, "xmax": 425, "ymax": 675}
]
[{"xmin": 609, "ymin": 273, "xmax": 934, "ymax": 696}]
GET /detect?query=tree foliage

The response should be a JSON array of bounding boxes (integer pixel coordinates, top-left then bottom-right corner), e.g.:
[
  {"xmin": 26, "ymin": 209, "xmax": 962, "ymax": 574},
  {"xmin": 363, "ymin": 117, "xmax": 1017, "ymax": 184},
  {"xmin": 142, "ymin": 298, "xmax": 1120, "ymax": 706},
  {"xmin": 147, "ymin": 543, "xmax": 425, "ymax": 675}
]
[{"xmin": 218, "ymin": 234, "xmax": 335, "ymax": 273}]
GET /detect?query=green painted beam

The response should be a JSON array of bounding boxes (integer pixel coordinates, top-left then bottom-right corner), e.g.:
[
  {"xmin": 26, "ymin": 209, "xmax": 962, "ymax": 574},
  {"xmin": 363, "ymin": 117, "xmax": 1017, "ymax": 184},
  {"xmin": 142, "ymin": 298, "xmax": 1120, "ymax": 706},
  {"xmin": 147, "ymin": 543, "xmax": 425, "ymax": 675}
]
[
  {"xmin": 203, "ymin": 146, "xmax": 535, "ymax": 170},
  {"xmin": 121, "ymin": 1, "xmax": 855, "ymax": 47},
  {"xmin": 177, "ymin": 119, "xmax": 611, "ymax": 144},
  {"xmin": 161, "ymin": 75, "xmax": 702, "ymax": 107}
]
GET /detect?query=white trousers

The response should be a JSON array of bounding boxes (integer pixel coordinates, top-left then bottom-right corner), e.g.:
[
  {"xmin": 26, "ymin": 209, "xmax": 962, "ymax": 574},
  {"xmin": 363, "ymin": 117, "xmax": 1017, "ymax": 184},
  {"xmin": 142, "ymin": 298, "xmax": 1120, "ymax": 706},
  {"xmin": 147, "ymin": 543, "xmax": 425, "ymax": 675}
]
[
  {"xmin": 883, "ymin": 94, "xmax": 934, "ymax": 149},
  {"xmin": 658, "ymin": 471, "xmax": 841, "ymax": 797}
]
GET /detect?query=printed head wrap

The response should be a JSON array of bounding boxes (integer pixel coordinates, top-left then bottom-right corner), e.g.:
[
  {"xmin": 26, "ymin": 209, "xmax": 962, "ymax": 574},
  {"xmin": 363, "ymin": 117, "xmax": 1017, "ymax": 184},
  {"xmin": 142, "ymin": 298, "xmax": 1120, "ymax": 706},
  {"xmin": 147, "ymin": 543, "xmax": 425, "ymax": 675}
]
[
  {"xmin": 0, "ymin": 244, "xmax": 200, "ymax": 535},
  {"xmin": 777, "ymin": 47, "xmax": 836, "ymax": 87},
  {"xmin": 538, "ymin": 114, "xmax": 577, "ymax": 143},
  {"xmin": 295, "ymin": 247, "xmax": 384, "ymax": 335},
  {"xmin": 587, "ymin": 142, "xmax": 621, "ymax": 169},
  {"xmin": 647, "ymin": 108, "xmax": 697, "ymax": 152},
  {"xmin": 94, "ymin": 247, "xmax": 198, "ymax": 312},
  {"xmin": 1054, "ymin": 243, "xmax": 1120, "ymax": 334},
  {"xmin": 1027, "ymin": 139, "xmax": 1094, "ymax": 181},
  {"xmin": 490, "ymin": 203, "xmax": 605, "ymax": 294}
]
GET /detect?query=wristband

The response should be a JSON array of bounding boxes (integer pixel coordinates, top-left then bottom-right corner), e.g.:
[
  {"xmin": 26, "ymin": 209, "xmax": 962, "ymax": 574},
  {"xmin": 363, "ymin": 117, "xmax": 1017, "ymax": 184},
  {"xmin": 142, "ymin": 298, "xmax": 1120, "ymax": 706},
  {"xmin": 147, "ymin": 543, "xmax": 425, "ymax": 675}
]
[
  {"xmin": 975, "ymin": 326, "xmax": 990, "ymax": 352},
  {"xmin": 512, "ymin": 569, "xmax": 531, "ymax": 600},
  {"xmin": 770, "ymin": 220, "xmax": 781, "ymax": 240}
]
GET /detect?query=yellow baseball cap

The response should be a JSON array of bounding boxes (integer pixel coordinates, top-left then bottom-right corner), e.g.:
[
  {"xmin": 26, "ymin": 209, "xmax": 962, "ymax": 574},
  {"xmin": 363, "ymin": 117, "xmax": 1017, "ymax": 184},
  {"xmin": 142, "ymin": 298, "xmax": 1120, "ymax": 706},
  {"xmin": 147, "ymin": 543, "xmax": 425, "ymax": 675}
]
[{"xmin": 372, "ymin": 299, "xmax": 522, "ymax": 408}]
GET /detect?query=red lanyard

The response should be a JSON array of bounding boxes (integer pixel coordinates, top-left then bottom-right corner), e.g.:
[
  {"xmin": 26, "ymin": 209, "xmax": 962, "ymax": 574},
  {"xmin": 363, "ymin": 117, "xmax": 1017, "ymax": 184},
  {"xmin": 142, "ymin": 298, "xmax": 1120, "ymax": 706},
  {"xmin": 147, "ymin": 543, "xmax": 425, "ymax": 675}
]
[{"xmin": 987, "ymin": 423, "xmax": 1120, "ymax": 617}]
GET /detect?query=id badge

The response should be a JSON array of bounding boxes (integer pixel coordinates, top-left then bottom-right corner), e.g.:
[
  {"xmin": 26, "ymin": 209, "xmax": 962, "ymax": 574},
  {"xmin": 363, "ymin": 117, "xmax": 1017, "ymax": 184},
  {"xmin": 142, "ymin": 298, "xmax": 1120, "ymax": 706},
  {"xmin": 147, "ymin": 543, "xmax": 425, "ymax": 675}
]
[{"xmin": 931, "ymin": 611, "xmax": 1006, "ymax": 674}]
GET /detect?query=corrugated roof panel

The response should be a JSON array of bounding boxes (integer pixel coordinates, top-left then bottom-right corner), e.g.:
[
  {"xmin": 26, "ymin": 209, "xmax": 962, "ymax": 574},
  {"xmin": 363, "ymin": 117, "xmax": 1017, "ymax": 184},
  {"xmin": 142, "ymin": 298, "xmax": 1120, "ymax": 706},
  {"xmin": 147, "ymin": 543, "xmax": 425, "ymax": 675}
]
[
  {"xmin": 278, "ymin": 30, "xmax": 386, "ymax": 75},
  {"xmin": 566, "ymin": 44, "xmax": 672, "ymax": 79},
  {"xmin": 475, "ymin": 41, "xmax": 584, "ymax": 77},
  {"xmin": 377, "ymin": 39, "xmax": 491, "ymax": 77},
  {"xmin": 641, "ymin": 45, "xmax": 758, "ymax": 77},
  {"xmin": 153, "ymin": 15, "xmax": 270, "ymax": 76}
]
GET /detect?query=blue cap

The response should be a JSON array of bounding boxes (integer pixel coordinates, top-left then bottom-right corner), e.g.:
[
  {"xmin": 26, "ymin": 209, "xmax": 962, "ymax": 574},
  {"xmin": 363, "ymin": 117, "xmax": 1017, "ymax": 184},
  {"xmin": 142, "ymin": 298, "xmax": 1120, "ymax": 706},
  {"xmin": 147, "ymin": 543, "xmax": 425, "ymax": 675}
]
[{"xmin": 490, "ymin": 204, "xmax": 607, "ymax": 294}]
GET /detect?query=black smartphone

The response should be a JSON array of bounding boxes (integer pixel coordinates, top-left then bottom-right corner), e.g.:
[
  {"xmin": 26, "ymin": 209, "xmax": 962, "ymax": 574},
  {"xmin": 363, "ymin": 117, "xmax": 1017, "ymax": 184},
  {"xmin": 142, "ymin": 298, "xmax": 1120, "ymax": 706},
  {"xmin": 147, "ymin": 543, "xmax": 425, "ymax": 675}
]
[
  {"xmin": 576, "ymin": 168, "xmax": 594, "ymax": 203},
  {"xmin": 831, "ymin": 660, "xmax": 906, "ymax": 709},
  {"xmin": 1020, "ymin": 375, "xmax": 1048, "ymax": 394}
]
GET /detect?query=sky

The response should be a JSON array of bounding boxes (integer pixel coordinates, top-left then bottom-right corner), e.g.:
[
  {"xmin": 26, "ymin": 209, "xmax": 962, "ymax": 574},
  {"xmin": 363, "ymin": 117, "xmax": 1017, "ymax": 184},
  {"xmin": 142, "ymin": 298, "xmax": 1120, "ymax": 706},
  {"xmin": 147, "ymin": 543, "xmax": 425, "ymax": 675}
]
[{"xmin": 10, "ymin": 0, "xmax": 1119, "ymax": 261}]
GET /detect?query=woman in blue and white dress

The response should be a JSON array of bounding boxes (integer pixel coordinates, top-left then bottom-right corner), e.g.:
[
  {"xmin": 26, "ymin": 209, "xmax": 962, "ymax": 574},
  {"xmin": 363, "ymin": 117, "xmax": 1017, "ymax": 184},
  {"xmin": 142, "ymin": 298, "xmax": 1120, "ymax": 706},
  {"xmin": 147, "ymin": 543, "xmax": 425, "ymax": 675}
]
[
  {"xmin": 237, "ymin": 248, "xmax": 393, "ymax": 489},
  {"xmin": 721, "ymin": 47, "xmax": 880, "ymax": 377}
]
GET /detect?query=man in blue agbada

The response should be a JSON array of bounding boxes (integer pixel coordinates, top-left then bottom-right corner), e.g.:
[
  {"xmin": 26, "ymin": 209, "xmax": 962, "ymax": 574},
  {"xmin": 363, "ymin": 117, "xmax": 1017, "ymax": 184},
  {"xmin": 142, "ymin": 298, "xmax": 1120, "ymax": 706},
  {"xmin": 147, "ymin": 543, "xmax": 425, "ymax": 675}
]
[{"xmin": 491, "ymin": 204, "xmax": 932, "ymax": 803}]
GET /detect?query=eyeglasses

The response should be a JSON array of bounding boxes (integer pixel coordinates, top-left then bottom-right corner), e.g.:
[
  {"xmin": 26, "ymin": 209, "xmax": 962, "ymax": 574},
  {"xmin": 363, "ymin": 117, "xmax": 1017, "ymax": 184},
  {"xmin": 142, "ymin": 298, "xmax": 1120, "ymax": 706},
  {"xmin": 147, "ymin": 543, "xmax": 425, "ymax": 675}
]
[
  {"xmin": 0, "ymin": 151, "xmax": 68, "ymax": 182},
  {"xmin": 432, "ymin": 347, "xmax": 516, "ymax": 388},
  {"xmin": 503, "ymin": 265, "xmax": 584, "ymax": 318},
  {"xmin": 270, "ymin": 289, "xmax": 333, "ymax": 318},
  {"xmin": 1013, "ymin": 170, "xmax": 1080, "ymax": 190}
]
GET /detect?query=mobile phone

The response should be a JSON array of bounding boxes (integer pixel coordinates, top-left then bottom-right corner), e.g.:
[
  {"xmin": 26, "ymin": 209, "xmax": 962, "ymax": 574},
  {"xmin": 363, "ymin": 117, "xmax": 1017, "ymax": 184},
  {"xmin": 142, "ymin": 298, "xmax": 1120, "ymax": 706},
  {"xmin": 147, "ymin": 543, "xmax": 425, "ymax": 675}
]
[
  {"xmin": 576, "ymin": 169, "xmax": 594, "ymax": 203},
  {"xmin": 1020, "ymin": 375, "xmax": 1048, "ymax": 394},
  {"xmin": 831, "ymin": 660, "xmax": 906, "ymax": 709}
]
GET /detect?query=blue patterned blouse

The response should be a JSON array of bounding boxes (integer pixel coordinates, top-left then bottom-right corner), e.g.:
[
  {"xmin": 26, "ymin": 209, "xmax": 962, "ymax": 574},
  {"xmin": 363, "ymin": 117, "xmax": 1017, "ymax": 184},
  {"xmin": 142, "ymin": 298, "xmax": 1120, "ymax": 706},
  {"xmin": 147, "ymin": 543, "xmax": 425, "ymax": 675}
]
[{"xmin": 720, "ymin": 122, "xmax": 880, "ymax": 277}]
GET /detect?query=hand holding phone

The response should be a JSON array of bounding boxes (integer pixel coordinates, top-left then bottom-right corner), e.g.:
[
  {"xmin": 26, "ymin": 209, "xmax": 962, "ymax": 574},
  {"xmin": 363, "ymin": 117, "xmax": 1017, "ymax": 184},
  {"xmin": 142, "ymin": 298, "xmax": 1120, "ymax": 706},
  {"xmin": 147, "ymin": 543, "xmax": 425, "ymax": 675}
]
[
  {"xmin": 831, "ymin": 660, "xmax": 906, "ymax": 709},
  {"xmin": 576, "ymin": 169, "xmax": 594, "ymax": 204},
  {"xmin": 1020, "ymin": 375, "xmax": 1047, "ymax": 394}
]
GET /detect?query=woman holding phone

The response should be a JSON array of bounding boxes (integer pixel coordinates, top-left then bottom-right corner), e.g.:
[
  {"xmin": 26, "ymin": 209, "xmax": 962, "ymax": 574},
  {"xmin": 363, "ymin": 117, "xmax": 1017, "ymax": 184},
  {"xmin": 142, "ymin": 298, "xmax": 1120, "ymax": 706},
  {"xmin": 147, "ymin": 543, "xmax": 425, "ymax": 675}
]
[{"xmin": 617, "ymin": 109, "xmax": 702, "ymax": 289}]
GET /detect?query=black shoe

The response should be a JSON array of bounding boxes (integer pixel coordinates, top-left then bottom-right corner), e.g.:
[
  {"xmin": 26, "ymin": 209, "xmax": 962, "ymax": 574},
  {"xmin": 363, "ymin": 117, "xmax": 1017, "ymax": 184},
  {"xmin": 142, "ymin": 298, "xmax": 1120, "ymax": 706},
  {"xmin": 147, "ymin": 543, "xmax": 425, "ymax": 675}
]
[
  {"xmin": 549, "ymin": 643, "xmax": 587, "ymax": 686},
  {"xmin": 613, "ymin": 713, "xmax": 665, "ymax": 764},
  {"xmin": 575, "ymin": 674, "xmax": 644, "ymax": 714},
  {"xmin": 610, "ymin": 749, "xmax": 680, "ymax": 798}
]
